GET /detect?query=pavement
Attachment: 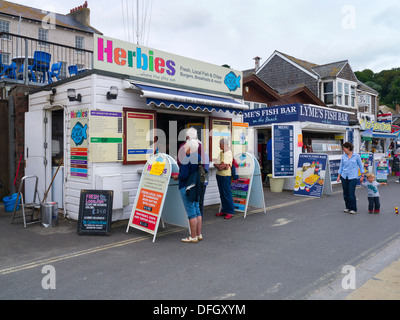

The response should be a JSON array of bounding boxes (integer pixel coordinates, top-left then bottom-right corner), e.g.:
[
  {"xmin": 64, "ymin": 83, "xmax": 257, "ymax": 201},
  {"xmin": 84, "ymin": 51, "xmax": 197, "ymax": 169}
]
[{"xmin": 1, "ymin": 175, "xmax": 400, "ymax": 300}]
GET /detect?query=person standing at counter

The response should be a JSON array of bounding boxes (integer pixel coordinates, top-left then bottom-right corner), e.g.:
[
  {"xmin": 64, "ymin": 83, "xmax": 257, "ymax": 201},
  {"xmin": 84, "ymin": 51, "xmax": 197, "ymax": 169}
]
[
  {"xmin": 178, "ymin": 139, "xmax": 202, "ymax": 243},
  {"xmin": 214, "ymin": 138, "xmax": 235, "ymax": 219},
  {"xmin": 336, "ymin": 142, "xmax": 365, "ymax": 214}
]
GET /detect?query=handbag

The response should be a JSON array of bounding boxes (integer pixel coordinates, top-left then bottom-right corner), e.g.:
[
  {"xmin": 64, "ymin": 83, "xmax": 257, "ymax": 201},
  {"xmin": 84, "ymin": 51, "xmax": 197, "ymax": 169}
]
[{"xmin": 231, "ymin": 159, "xmax": 239, "ymax": 180}]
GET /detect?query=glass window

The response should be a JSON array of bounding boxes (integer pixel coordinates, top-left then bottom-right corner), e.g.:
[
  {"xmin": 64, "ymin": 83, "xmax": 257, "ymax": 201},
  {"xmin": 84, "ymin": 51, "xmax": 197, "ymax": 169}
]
[
  {"xmin": 337, "ymin": 82, "xmax": 343, "ymax": 106},
  {"xmin": 0, "ymin": 20, "xmax": 10, "ymax": 39},
  {"xmin": 351, "ymin": 85, "xmax": 356, "ymax": 107},
  {"xmin": 323, "ymin": 82, "xmax": 333, "ymax": 105},
  {"xmin": 38, "ymin": 28, "xmax": 49, "ymax": 46},
  {"xmin": 75, "ymin": 36, "xmax": 85, "ymax": 52}
]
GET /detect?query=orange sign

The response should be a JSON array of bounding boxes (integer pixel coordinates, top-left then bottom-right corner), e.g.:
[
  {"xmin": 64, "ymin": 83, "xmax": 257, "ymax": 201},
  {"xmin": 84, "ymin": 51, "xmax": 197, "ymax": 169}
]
[{"xmin": 136, "ymin": 188, "xmax": 164, "ymax": 216}]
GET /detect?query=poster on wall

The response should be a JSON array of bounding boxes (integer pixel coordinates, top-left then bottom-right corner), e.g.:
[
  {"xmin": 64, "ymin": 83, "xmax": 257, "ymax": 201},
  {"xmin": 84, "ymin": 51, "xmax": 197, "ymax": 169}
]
[
  {"xmin": 272, "ymin": 124, "xmax": 295, "ymax": 178},
  {"xmin": 124, "ymin": 110, "xmax": 155, "ymax": 164},
  {"xmin": 329, "ymin": 159, "xmax": 341, "ymax": 182},
  {"xmin": 89, "ymin": 110, "xmax": 123, "ymax": 162},
  {"xmin": 360, "ymin": 152, "xmax": 374, "ymax": 174},
  {"xmin": 211, "ymin": 118, "xmax": 231, "ymax": 161},
  {"xmin": 70, "ymin": 109, "xmax": 89, "ymax": 179},
  {"xmin": 294, "ymin": 154, "xmax": 331, "ymax": 198},
  {"xmin": 375, "ymin": 158, "xmax": 389, "ymax": 183},
  {"xmin": 232, "ymin": 122, "xmax": 249, "ymax": 156}
]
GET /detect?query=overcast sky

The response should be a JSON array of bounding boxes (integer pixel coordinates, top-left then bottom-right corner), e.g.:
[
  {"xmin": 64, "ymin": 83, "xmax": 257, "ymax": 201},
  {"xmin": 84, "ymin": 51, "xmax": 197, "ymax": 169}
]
[{"xmin": 10, "ymin": 0, "xmax": 400, "ymax": 73}]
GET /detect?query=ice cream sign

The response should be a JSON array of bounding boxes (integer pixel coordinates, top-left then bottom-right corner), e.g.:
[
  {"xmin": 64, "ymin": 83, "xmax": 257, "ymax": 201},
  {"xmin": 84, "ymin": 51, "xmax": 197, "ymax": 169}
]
[{"xmin": 94, "ymin": 35, "xmax": 243, "ymax": 96}]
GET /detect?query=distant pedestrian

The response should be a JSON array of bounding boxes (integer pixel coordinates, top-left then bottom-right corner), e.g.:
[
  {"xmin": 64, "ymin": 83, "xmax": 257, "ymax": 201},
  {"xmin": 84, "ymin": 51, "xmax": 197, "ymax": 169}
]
[
  {"xmin": 178, "ymin": 139, "xmax": 202, "ymax": 243},
  {"xmin": 336, "ymin": 142, "xmax": 365, "ymax": 214},
  {"xmin": 361, "ymin": 173, "xmax": 387, "ymax": 214},
  {"xmin": 214, "ymin": 138, "xmax": 235, "ymax": 219}
]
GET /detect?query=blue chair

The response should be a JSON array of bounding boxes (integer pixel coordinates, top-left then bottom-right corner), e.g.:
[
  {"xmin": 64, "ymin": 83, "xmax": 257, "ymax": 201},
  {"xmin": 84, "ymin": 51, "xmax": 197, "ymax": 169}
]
[
  {"xmin": 47, "ymin": 62, "xmax": 62, "ymax": 83},
  {"xmin": 68, "ymin": 65, "xmax": 78, "ymax": 76},
  {"xmin": 28, "ymin": 51, "xmax": 51, "ymax": 83},
  {"xmin": 0, "ymin": 54, "xmax": 17, "ymax": 79}
]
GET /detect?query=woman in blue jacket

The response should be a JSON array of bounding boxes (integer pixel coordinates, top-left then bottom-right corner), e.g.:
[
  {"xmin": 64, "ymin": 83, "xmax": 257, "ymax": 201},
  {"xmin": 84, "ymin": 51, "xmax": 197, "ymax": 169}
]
[
  {"xmin": 178, "ymin": 139, "xmax": 202, "ymax": 243},
  {"xmin": 336, "ymin": 142, "xmax": 365, "ymax": 214}
]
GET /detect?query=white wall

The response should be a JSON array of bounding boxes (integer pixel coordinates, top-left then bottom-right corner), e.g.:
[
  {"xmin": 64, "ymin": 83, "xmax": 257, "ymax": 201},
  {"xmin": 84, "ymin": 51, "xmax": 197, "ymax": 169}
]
[{"xmin": 28, "ymin": 73, "xmax": 243, "ymax": 221}]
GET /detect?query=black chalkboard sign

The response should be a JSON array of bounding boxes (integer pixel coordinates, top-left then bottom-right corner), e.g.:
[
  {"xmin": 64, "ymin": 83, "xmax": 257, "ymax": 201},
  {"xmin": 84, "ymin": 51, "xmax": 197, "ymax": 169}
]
[{"xmin": 77, "ymin": 190, "xmax": 113, "ymax": 236}]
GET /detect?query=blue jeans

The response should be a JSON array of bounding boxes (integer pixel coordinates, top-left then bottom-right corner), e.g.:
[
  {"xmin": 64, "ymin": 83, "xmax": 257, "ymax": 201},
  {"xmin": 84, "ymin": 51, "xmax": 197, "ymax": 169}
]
[
  {"xmin": 340, "ymin": 177, "xmax": 358, "ymax": 212},
  {"xmin": 179, "ymin": 187, "xmax": 201, "ymax": 220},
  {"xmin": 216, "ymin": 175, "xmax": 235, "ymax": 214}
]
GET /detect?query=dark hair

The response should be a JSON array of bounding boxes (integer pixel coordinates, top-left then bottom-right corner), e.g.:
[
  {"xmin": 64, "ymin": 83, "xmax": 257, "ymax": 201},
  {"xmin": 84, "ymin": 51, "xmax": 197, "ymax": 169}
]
[{"xmin": 342, "ymin": 142, "xmax": 354, "ymax": 151}]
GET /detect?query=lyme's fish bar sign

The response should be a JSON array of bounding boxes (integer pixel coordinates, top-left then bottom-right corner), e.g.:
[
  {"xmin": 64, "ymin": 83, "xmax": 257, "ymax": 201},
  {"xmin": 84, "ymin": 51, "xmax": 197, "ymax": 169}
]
[
  {"xmin": 94, "ymin": 35, "xmax": 243, "ymax": 97},
  {"xmin": 243, "ymin": 103, "xmax": 349, "ymax": 127}
]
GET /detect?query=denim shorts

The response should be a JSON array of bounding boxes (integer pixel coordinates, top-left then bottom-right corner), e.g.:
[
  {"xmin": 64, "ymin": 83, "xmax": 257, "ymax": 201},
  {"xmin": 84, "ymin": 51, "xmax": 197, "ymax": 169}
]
[{"xmin": 179, "ymin": 187, "xmax": 201, "ymax": 220}]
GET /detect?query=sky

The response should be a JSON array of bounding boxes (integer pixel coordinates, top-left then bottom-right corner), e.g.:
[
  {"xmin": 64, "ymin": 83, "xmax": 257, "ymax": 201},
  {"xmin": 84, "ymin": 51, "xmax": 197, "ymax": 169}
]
[{"xmin": 9, "ymin": 0, "xmax": 400, "ymax": 73}]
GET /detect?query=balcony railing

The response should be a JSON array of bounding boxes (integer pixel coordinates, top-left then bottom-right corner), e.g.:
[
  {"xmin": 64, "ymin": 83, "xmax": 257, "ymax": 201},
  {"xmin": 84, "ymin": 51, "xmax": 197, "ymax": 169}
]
[{"xmin": 0, "ymin": 32, "xmax": 93, "ymax": 85}]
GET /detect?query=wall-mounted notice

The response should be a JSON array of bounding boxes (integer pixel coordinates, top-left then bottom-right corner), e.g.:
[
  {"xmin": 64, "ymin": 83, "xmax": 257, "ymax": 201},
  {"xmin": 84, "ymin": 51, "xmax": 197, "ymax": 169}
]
[
  {"xmin": 70, "ymin": 110, "xmax": 89, "ymax": 179},
  {"xmin": 89, "ymin": 110, "xmax": 123, "ymax": 162},
  {"xmin": 77, "ymin": 189, "xmax": 113, "ymax": 236},
  {"xmin": 232, "ymin": 122, "xmax": 249, "ymax": 155},
  {"xmin": 294, "ymin": 154, "xmax": 331, "ymax": 198},
  {"xmin": 272, "ymin": 124, "xmax": 294, "ymax": 178},
  {"xmin": 124, "ymin": 109, "xmax": 155, "ymax": 164},
  {"xmin": 211, "ymin": 118, "xmax": 231, "ymax": 161}
]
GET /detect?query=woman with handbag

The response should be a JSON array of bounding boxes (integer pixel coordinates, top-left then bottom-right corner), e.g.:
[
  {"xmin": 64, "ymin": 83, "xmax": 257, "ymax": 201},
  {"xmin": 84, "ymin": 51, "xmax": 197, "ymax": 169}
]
[
  {"xmin": 178, "ymin": 138, "xmax": 203, "ymax": 243},
  {"xmin": 214, "ymin": 138, "xmax": 235, "ymax": 219}
]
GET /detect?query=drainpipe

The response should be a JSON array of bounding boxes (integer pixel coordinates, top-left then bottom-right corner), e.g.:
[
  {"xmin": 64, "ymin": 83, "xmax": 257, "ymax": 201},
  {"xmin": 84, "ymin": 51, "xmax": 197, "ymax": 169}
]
[{"xmin": 8, "ymin": 95, "xmax": 16, "ymax": 194}]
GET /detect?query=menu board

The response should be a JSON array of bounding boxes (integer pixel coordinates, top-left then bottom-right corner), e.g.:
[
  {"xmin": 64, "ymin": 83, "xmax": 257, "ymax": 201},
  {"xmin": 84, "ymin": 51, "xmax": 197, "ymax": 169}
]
[
  {"xmin": 127, "ymin": 154, "xmax": 170, "ymax": 240},
  {"xmin": 70, "ymin": 110, "xmax": 89, "ymax": 179},
  {"xmin": 294, "ymin": 154, "xmax": 328, "ymax": 198},
  {"xmin": 211, "ymin": 118, "xmax": 231, "ymax": 161},
  {"xmin": 272, "ymin": 124, "xmax": 294, "ymax": 177},
  {"xmin": 232, "ymin": 122, "xmax": 249, "ymax": 155},
  {"xmin": 89, "ymin": 110, "xmax": 123, "ymax": 162},
  {"xmin": 124, "ymin": 109, "xmax": 155, "ymax": 164},
  {"xmin": 77, "ymin": 190, "xmax": 113, "ymax": 236},
  {"xmin": 329, "ymin": 159, "xmax": 341, "ymax": 182}
]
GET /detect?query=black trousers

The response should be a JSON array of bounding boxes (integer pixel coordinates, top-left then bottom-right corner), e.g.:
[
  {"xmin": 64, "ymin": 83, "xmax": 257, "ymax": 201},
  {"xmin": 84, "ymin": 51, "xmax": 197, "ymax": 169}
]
[{"xmin": 368, "ymin": 197, "xmax": 380, "ymax": 212}]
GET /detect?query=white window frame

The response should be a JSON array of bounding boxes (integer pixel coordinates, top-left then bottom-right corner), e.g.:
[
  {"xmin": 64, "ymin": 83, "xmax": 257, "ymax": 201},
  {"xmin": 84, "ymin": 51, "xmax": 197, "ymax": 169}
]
[
  {"xmin": 0, "ymin": 20, "xmax": 10, "ymax": 40},
  {"xmin": 336, "ymin": 79, "xmax": 358, "ymax": 109},
  {"xmin": 38, "ymin": 28, "xmax": 49, "ymax": 47}
]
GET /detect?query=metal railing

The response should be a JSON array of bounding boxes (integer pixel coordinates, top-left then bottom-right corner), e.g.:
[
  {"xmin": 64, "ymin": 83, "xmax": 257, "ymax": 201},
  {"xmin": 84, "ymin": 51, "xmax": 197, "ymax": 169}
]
[{"xmin": 0, "ymin": 32, "xmax": 93, "ymax": 85}]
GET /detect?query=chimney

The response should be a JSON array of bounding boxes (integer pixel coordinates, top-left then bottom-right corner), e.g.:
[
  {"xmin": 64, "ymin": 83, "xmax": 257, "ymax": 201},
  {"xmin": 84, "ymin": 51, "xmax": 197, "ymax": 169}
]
[
  {"xmin": 68, "ymin": 1, "xmax": 90, "ymax": 27},
  {"xmin": 253, "ymin": 56, "xmax": 261, "ymax": 72}
]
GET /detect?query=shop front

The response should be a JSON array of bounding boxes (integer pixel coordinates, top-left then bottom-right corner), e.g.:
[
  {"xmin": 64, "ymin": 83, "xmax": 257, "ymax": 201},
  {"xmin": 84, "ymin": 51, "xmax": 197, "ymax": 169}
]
[
  {"xmin": 359, "ymin": 119, "xmax": 398, "ymax": 180},
  {"xmin": 243, "ymin": 103, "xmax": 354, "ymax": 190},
  {"xmin": 25, "ymin": 35, "xmax": 249, "ymax": 221}
]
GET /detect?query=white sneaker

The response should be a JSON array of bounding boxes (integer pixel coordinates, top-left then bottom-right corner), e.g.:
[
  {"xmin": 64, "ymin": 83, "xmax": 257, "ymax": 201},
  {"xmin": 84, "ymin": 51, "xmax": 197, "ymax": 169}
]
[
  {"xmin": 349, "ymin": 210, "xmax": 357, "ymax": 214},
  {"xmin": 396, "ymin": 181, "xmax": 400, "ymax": 183},
  {"xmin": 344, "ymin": 209, "xmax": 350, "ymax": 213}
]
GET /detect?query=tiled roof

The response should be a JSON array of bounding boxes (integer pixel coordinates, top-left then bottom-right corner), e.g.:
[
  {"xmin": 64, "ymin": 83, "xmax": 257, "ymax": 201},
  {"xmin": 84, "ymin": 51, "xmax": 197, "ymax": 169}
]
[
  {"xmin": 277, "ymin": 51, "xmax": 319, "ymax": 73},
  {"xmin": 312, "ymin": 61, "xmax": 348, "ymax": 79},
  {"xmin": 0, "ymin": 0, "xmax": 101, "ymax": 34}
]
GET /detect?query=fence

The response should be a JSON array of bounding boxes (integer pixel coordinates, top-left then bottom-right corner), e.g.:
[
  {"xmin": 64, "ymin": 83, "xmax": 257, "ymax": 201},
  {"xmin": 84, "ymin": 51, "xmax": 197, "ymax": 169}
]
[{"xmin": 0, "ymin": 32, "xmax": 93, "ymax": 85}]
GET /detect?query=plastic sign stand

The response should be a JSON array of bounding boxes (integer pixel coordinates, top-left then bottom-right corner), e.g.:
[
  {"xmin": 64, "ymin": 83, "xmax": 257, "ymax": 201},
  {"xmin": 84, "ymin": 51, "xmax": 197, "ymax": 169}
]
[
  {"xmin": 232, "ymin": 152, "xmax": 266, "ymax": 218},
  {"xmin": 126, "ymin": 153, "xmax": 188, "ymax": 242}
]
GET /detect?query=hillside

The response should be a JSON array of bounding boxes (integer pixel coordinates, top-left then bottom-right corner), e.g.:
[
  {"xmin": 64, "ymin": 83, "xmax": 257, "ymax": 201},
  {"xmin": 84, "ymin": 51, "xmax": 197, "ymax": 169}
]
[{"xmin": 355, "ymin": 68, "xmax": 400, "ymax": 110}]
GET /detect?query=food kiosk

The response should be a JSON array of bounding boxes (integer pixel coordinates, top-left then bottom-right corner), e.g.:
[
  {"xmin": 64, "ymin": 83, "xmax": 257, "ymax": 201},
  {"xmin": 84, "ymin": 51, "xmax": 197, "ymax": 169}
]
[
  {"xmin": 243, "ymin": 103, "xmax": 355, "ymax": 190},
  {"xmin": 24, "ymin": 35, "xmax": 249, "ymax": 221}
]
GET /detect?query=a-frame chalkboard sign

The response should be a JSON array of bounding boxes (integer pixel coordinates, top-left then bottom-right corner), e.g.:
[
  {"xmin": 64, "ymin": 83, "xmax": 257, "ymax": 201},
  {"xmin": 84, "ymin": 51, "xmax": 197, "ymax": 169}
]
[{"xmin": 77, "ymin": 189, "xmax": 114, "ymax": 236}]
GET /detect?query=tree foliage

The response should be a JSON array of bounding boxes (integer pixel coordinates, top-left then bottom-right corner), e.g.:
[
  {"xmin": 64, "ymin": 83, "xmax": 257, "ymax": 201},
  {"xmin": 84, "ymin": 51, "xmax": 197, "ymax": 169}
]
[{"xmin": 355, "ymin": 68, "xmax": 400, "ymax": 110}]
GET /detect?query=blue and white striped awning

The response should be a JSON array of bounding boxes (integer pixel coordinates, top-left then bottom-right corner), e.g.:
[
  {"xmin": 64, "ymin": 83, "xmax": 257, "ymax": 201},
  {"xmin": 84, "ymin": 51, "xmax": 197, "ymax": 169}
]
[{"xmin": 134, "ymin": 84, "xmax": 248, "ymax": 114}]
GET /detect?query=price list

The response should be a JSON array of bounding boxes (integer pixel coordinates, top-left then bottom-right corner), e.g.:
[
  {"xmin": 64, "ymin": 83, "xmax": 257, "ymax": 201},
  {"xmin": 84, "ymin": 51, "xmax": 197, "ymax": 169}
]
[{"xmin": 273, "ymin": 124, "xmax": 294, "ymax": 177}]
